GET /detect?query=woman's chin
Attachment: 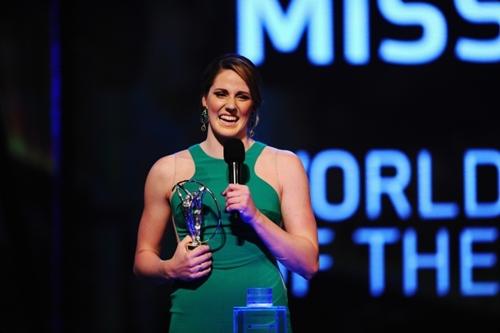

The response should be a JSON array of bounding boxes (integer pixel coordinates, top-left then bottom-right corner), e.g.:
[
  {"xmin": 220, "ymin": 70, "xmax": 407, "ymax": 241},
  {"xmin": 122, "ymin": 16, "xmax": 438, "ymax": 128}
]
[{"xmin": 212, "ymin": 124, "xmax": 245, "ymax": 138}]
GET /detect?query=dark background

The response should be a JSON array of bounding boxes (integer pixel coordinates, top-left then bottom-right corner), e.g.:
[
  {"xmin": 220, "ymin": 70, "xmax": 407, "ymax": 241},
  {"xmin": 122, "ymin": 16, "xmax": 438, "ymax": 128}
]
[{"xmin": 1, "ymin": 0, "xmax": 498, "ymax": 332}]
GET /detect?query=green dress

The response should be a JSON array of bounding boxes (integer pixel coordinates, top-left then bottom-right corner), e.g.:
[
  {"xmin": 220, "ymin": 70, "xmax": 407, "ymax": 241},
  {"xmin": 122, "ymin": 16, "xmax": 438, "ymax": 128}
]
[{"xmin": 169, "ymin": 141, "xmax": 291, "ymax": 332}]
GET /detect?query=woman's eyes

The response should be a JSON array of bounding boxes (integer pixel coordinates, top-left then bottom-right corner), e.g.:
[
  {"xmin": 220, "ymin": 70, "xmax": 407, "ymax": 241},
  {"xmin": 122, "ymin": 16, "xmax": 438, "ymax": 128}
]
[
  {"xmin": 237, "ymin": 94, "xmax": 250, "ymax": 100},
  {"xmin": 214, "ymin": 91, "xmax": 250, "ymax": 101}
]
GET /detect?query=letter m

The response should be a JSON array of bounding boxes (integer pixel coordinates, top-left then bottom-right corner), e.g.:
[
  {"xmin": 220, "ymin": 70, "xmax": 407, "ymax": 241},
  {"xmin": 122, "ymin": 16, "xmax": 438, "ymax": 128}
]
[{"xmin": 237, "ymin": 0, "xmax": 333, "ymax": 65}]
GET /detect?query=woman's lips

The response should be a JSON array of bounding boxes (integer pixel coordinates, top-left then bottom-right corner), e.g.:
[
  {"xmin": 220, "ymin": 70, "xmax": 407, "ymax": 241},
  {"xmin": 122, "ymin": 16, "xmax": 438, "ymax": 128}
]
[{"xmin": 219, "ymin": 114, "xmax": 238, "ymax": 123}]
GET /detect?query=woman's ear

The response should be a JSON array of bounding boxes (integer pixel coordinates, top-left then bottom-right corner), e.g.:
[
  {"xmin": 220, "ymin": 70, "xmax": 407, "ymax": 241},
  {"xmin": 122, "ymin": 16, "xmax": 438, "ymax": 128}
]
[{"xmin": 201, "ymin": 96, "xmax": 206, "ymax": 108}]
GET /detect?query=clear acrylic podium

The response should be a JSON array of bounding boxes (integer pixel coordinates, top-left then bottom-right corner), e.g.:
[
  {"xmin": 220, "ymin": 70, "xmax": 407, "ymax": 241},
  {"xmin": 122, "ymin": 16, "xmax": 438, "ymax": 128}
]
[{"xmin": 233, "ymin": 288, "xmax": 288, "ymax": 333}]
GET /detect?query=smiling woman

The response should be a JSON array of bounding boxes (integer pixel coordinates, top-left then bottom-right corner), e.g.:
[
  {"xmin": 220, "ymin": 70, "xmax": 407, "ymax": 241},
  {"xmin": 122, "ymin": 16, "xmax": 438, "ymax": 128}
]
[
  {"xmin": 202, "ymin": 69, "xmax": 253, "ymax": 140},
  {"xmin": 133, "ymin": 53, "xmax": 319, "ymax": 333},
  {"xmin": 200, "ymin": 54, "xmax": 263, "ymax": 140}
]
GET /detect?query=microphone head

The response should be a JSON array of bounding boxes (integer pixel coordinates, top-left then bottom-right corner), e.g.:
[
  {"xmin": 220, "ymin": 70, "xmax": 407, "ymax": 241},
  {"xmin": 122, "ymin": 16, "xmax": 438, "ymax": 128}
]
[{"xmin": 223, "ymin": 138, "xmax": 245, "ymax": 164}]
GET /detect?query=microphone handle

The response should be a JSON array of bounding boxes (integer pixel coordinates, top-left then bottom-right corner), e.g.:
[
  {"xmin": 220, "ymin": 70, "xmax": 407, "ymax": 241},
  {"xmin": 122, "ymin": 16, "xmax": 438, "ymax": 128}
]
[
  {"xmin": 229, "ymin": 162, "xmax": 241, "ymax": 220},
  {"xmin": 229, "ymin": 162, "xmax": 240, "ymax": 184}
]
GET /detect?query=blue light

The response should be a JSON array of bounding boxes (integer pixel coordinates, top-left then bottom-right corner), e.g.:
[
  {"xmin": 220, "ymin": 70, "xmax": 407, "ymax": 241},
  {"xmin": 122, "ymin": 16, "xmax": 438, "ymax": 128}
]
[
  {"xmin": 278, "ymin": 261, "xmax": 288, "ymax": 283},
  {"xmin": 417, "ymin": 150, "xmax": 459, "ymax": 219},
  {"xmin": 310, "ymin": 149, "xmax": 360, "ymax": 221},
  {"xmin": 296, "ymin": 150, "xmax": 310, "ymax": 172},
  {"xmin": 288, "ymin": 148, "xmax": 500, "ymax": 299},
  {"xmin": 344, "ymin": 0, "xmax": 370, "ymax": 64},
  {"xmin": 403, "ymin": 228, "xmax": 450, "ymax": 296},
  {"xmin": 318, "ymin": 228, "xmax": 335, "ymax": 244},
  {"xmin": 455, "ymin": 0, "xmax": 500, "ymax": 62},
  {"xmin": 237, "ymin": 0, "xmax": 333, "ymax": 66},
  {"xmin": 236, "ymin": 0, "xmax": 500, "ymax": 65},
  {"xmin": 50, "ymin": 0, "xmax": 62, "ymax": 331},
  {"xmin": 318, "ymin": 228, "xmax": 335, "ymax": 271},
  {"xmin": 464, "ymin": 149, "xmax": 500, "ymax": 218},
  {"xmin": 319, "ymin": 254, "xmax": 334, "ymax": 271},
  {"xmin": 460, "ymin": 228, "xmax": 499, "ymax": 296},
  {"xmin": 291, "ymin": 272, "xmax": 309, "ymax": 297},
  {"xmin": 377, "ymin": 0, "xmax": 447, "ymax": 64},
  {"xmin": 278, "ymin": 261, "xmax": 311, "ymax": 298},
  {"xmin": 366, "ymin": 150, "xmax": 412, "ymax": 220},
  {"xmin": 353, "ymin": 228, "xmax": 400, "ymax": 297}
]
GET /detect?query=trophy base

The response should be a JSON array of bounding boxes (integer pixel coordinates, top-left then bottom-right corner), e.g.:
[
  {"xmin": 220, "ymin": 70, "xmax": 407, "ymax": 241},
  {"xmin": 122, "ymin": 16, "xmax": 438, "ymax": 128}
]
[
  {"xmin": 233, "ymin": 306, "xmax": 288, "ymax": 333},
  {"xmin": 187, "ymin": 242, "xmax": 201, "ymax": 251}
]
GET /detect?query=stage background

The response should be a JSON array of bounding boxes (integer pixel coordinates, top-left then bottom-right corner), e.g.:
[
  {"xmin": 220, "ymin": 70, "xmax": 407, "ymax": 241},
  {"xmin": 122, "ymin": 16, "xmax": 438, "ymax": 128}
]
[{"xmin": 1, "ymin": 1, "xmax": 499, "ymax": 332}]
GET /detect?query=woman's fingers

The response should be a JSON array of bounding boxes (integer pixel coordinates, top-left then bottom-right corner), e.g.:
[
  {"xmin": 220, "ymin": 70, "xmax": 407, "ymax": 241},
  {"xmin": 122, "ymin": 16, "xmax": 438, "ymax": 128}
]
[{"xmin": 174, "ymin": 238, "xmax": 212, "ymax": 280}]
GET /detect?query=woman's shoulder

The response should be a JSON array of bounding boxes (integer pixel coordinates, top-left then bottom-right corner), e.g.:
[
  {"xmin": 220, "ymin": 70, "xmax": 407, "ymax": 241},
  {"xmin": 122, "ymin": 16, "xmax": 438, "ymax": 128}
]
[
  {"xmin": 261, "ymin": 144, "xmax": 301, "ymax": 164},
  {"xmin": 148, "ymin": 148, "xmax": 193, "ymax": 178},
  {"xmin": 258, "ymin": 144, "xmax": 305, "ymax": 182},
  {"xmin": 151, "ymin": 149, "xmax": 190, "ymax": 168}
]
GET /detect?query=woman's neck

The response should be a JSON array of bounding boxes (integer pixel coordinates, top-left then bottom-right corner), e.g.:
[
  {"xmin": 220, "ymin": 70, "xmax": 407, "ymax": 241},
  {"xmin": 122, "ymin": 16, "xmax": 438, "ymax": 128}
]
[{"xmin": 201, "ymin": 132, "xmax": 253, "ymax": 159}]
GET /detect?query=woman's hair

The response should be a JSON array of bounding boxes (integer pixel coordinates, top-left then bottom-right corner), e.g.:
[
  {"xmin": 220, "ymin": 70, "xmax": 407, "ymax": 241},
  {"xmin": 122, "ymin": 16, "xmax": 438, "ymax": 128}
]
[{"xmin": 201, "ymin": 53, "xmax": 262, "ymax": 111}]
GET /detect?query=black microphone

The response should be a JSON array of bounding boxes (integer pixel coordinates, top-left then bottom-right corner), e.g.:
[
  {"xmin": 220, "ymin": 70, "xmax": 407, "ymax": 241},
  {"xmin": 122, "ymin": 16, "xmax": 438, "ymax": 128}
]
[
  {"xmin": 223, "ymin": 138, "xmax": 245, "ymax": 185},
  {"xmin": 224, "ymin": 138, "xmax": 245, "ymax": 239}
]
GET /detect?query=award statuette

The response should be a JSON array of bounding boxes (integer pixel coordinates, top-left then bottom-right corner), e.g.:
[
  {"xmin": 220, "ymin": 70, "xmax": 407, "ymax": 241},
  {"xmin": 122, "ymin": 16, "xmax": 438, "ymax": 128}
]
[{"xmin": 172, "ymin": 179, "xmax": 222, "ymax": 250}]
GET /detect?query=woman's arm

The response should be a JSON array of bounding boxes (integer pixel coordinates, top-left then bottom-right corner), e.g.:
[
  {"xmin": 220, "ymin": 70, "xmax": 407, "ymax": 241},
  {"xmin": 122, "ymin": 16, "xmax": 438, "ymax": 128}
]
[
  {"xmin": 133, "ymin": 156, "xmax": 212, "ymax": 281},
  {"xmin": 223, "ymin": 150, "xmax": 319, "ymax": 280}
]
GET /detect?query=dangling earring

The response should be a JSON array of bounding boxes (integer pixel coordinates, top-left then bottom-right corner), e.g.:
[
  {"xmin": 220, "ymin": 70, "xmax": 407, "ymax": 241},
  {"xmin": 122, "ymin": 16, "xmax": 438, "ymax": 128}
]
[
  {"xmin": 249, "ymin": 112, "xmax": 259, "ymax": 138},
  {"xmin": 200, "ymin": 107, "xmax": 208, "ymax": 132}
]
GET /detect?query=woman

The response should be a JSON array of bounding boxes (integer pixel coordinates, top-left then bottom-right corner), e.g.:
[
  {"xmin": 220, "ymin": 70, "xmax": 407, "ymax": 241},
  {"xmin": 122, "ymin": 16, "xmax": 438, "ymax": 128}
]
[{"xmin": 133, "ymin": 53, "xmax": 318, "ymax": 332}]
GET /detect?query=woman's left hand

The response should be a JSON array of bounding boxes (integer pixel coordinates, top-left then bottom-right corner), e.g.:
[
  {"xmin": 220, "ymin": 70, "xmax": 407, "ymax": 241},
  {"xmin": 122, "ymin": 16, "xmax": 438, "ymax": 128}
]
[{"xmin": 222, "ymin": 184, "xmax": 260, "ymax": 224}]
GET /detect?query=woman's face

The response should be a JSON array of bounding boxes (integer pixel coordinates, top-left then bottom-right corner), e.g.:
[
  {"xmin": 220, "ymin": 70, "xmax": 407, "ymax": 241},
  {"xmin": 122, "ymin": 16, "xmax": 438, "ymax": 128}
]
[{"xmin": 202, "ymin": 69, "xmax": 253, "ymax": 140}]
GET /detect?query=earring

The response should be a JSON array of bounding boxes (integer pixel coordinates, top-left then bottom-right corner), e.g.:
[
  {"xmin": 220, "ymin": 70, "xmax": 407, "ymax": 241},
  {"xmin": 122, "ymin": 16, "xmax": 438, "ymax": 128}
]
[
  {"xmin": 200, "ymin": 107, "xmax": 208, "ymax": 132},
  {"xmin": 249, "ymin": 112, "xmax": 259, "ymax": 138}
]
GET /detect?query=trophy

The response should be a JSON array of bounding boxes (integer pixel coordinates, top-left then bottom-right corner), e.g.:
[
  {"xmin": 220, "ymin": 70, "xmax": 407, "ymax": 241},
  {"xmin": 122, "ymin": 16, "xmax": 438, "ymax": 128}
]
[{"xmin": 172, "ymin": 179, "xmax": 222, "ymax": 250}]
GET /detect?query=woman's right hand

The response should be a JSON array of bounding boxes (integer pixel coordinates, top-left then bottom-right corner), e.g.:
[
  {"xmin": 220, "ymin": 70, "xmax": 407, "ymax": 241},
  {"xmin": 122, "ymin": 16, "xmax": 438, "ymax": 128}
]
[{"xmin": 166, "ymin": 236, "xmax": 212, "ymax": 281}]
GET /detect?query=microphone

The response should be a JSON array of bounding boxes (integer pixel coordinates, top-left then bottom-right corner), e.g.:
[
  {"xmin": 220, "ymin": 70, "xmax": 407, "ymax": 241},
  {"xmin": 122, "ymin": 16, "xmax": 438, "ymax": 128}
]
[
  {"xmin": 223, "ymin": 139, "xmax": 246, "ymax": 242},
  {"xmin": 223, "ymin": 138, "xmax": 245, "ymax": 185}
]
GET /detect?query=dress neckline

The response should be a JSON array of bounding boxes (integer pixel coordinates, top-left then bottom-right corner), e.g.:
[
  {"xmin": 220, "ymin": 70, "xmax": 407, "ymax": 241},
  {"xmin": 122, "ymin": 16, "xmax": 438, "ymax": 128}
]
[{"xmin": 195, "ymin": 141, "xmax": 262, "ymax": 161}]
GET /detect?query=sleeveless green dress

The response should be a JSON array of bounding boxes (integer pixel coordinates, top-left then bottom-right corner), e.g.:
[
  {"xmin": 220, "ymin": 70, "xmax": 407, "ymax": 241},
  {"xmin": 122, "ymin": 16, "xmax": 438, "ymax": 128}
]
[{"xmin": 169, "ymin": 141, "xmax": 291, "ymax": 333}]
